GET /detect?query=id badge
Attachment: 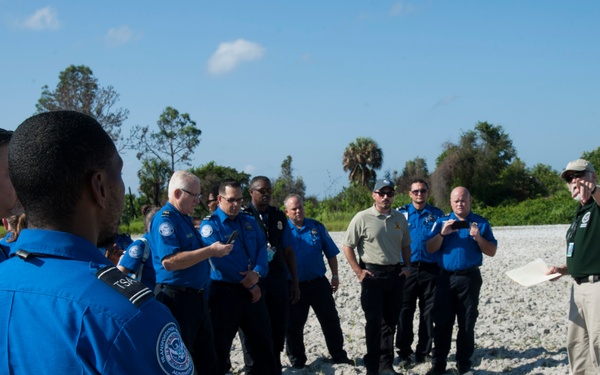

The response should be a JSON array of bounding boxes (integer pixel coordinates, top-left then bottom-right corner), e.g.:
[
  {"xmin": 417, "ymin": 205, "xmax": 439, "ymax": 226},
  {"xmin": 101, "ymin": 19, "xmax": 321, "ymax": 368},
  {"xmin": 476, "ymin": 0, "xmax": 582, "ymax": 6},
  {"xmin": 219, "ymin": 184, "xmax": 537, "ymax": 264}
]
[{"xmin": 567, "ymin": 242, "xmax": 574, "ymax": 257}]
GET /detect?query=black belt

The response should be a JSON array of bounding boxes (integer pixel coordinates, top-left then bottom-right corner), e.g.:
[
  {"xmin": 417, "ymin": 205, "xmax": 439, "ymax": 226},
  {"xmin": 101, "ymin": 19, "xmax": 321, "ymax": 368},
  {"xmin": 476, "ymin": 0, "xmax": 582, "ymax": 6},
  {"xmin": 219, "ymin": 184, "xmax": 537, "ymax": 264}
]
[
  {"xmin": 158, "ymin": 283, "xmax": 204, "ymax": 294},
  {"xmin": 300, "ymin": 276, "xmax": 327, "ymax": 284},
  {"xmin": 412, "ymin": 262, "xmax": 439, "ymax": 269},
  {"xmin": 442, "ymin": 266, "xmax": 479, "ymax": 276},
  {"xmin": 363, "ymin": 263, "xmax": 402, "ymax": 273},
  {"xmin": 573, "ymin": 275, "xmax": 600, "ymax": 285}
]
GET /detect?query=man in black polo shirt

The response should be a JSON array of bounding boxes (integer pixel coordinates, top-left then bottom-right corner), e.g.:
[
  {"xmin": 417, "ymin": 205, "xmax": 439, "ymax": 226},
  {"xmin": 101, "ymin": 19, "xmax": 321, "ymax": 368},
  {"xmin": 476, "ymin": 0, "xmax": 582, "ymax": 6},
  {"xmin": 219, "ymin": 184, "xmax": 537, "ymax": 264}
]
[{"xmin": 548, "ymin": 159, "xmax": 600, "ymax": 375}]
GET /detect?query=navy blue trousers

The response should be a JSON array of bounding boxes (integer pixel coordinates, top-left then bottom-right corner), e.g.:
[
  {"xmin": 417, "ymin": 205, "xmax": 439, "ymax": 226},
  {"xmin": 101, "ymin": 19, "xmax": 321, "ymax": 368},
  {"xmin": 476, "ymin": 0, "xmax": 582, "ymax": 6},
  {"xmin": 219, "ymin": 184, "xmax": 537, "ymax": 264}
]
[{"xmin": 431, "ymin": 269, "xmax": 482, "ymax": 369}]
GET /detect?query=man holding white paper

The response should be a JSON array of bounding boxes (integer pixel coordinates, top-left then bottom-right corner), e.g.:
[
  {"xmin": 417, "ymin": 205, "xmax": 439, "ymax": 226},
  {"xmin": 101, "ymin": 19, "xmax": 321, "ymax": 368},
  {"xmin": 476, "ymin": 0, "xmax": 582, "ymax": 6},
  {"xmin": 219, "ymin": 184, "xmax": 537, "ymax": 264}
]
[{"xmin": 548, "ymin": 159, "xmax": 600, "ymax": 375}]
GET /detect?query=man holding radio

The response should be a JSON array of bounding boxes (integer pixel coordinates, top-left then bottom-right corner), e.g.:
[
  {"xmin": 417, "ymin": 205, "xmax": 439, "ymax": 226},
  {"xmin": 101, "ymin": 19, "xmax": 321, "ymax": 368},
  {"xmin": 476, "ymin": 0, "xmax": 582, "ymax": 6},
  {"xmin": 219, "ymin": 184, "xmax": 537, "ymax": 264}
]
[
  {"xmin": 200, "ymin": 180, "xmax": 276, "ymax": 374},
  {"xmin": 425, "ymin": 186, "xmax": 497, "ymax": 375}
]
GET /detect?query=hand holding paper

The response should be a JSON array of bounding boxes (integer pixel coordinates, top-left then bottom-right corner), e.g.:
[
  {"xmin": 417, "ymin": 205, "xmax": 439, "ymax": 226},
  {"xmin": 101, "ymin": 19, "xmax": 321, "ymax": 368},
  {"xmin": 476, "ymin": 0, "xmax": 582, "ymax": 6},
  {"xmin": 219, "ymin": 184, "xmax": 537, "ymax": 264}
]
[{"xmin": 506, "ymin": 258, "xmax": 562, "ymax": 287}]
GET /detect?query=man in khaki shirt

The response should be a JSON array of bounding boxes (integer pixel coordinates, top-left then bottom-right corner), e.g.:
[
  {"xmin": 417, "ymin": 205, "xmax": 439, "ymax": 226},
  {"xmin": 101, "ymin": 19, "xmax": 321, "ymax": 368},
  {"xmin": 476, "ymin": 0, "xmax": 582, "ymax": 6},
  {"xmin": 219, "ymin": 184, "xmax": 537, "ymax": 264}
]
[{"xmin": 343, "ymin": 179, "xmax": 412, "ymax": 375}]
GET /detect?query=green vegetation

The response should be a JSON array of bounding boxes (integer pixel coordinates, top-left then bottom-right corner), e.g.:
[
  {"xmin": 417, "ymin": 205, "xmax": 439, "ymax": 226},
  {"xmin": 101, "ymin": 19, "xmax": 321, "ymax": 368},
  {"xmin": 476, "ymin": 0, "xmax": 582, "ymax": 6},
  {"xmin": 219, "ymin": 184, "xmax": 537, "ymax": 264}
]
[{"xmin": 33, "ymin": 65, "xmax": 598, "ymax": 236}]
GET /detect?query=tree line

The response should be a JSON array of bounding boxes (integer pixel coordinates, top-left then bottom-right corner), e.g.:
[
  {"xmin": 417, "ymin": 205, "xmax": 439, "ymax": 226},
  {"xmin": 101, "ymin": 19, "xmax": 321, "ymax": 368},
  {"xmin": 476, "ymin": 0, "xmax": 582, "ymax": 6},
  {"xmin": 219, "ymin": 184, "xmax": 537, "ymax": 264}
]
[{"xmin": 35, "ymin": 65, "xmax": 599, "ymax": 230}]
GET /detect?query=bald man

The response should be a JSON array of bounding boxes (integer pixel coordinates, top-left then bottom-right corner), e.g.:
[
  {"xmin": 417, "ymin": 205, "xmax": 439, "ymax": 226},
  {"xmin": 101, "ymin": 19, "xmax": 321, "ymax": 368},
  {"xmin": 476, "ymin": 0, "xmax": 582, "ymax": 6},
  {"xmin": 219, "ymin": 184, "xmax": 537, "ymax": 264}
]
[{"xmin": 425, "ymin": 187, "xmax": 497, "ymax": 375}]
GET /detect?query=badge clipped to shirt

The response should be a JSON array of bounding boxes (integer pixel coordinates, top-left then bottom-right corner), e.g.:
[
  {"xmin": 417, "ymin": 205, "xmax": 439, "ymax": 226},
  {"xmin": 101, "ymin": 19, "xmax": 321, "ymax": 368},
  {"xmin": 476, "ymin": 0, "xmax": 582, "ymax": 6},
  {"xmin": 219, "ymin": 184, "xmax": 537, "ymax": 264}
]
[
  {"xmin": 567, "ymin": 242, "xmax": 574, "ymax": 257},
  {"xmin": 266, "ymin": 242, "xmax": 276, "ymax": 262}
]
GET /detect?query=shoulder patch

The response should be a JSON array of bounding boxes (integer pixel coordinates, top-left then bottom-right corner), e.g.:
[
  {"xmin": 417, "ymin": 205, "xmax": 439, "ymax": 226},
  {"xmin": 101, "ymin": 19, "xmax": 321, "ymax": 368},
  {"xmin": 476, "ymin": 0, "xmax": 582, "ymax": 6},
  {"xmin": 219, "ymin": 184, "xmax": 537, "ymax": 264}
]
[
  {"xmin": 128, "ymin": 244, "xmax": 143, "ymax": 259},
  {"xmin": 200, "ymin": 224, "xmax": 213, "ymax": 237},
  {"xmin": 157, "ymin": 322, "xmax": 194, "ymax": 375},
  {"xmin": 162, "ymin": 210, "xmax": 171, "ymax": 217},
  {"xmin": 159, "ymin": 222, "xmax": 174, "ymax": 237},
  {"xmin": 96, "ymin": 266, "xmax": 154, "ymax": 307}
]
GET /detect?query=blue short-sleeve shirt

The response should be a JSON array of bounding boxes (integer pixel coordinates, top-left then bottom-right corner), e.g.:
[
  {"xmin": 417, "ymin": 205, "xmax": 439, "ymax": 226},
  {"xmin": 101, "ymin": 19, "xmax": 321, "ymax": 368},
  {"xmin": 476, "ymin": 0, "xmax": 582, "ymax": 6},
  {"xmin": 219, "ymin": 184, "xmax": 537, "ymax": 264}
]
[
  {"xmin": 427, "ymin": 211, "xmax": 497, "ymax": 271},
  {"xmin": 119, "ymin": 233, "xmax": 156, "ymax": 291},
  {"xmin": 398, "ymin": 203, "xmax": 445, "ymax": 264},
  {"xmin": 287, "ymin": 218, "xmax": 339, "ymax": 282},
  {"xmin": 200, "ymin": 208, "xmax": 269, "ymax": 283},
  {"xmin": 149, "ymin": 202, "xmax": 210, "ymax": 289},
  {"xmin": 0, "ymin": 229, "xmax": 193, "ymax": 375}
]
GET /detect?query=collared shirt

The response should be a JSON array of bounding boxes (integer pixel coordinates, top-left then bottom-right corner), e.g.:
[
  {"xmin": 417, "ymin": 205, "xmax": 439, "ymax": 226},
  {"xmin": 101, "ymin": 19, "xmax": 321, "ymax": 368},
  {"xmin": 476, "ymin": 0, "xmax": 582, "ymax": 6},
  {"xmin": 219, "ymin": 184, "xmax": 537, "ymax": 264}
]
[
  {"xmin": 288, "ymin": 218, "xmax": 339, "ymax": 282},
  {"xmin": 0, "ymin": 229, "xmax": 193, "ymax": 374},
  {"xmin": 428, "ymin": 211, "xmax": 497, "ymax": 271},
  {"xmin": 344, "ymin": 205, "xmax": 411, "ymax": 265},
  {"xmin": 200, "ymin": 208, "xmax": 269, "ymax": 283},
  {"xmin": 243, "ymin": 203, "xmax": 293, "ymax": 275},
  {"xmin": 119, "ymin": 232, "xmax": 156, "ymax": 291},
  {"xmin": 566, "ymin": 200, "xmax": 600, "ymax": 278},
  {"xmin": 398, "ymin": 203, "xmax": 444, "ymax": 264},
  {"xmin": 149, "ymin": 202, "xmax": 210, "ymax": 289}
]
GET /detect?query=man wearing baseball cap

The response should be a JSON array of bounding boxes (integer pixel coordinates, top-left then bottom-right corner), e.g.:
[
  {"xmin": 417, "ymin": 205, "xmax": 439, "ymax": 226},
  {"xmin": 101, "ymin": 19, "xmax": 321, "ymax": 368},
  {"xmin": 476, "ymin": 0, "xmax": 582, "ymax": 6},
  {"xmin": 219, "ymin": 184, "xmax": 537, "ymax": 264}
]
[
  {"xmin": 343, "ymin": 179, "xmax": 412, "ymax": 375},
  {"xmin": 548, "ymin": 159, "xmax": 600, "ymax": 374}
]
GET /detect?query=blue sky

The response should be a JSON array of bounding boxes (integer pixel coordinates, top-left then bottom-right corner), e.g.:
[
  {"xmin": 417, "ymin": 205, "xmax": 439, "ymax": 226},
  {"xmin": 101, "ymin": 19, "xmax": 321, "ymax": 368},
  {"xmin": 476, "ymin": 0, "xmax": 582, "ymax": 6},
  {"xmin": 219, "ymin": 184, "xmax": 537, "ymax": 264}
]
[{"xmin": 2, "ymin": 1, "xmax": 599, "ymax": 199}]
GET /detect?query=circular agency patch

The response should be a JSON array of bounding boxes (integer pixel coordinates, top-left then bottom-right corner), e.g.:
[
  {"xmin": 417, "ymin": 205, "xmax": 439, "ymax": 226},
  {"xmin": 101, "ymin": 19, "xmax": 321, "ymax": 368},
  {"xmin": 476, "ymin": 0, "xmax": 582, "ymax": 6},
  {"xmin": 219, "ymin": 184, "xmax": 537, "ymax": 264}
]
[
  {"xmin": 159, "ymin": 222, "xmax": 174, "ymax": 237},
  {"xmin": 200, "ymin": 224, "xmax": 213, "ymax": 237},
  {"xmin": 156, "ymin": 322, "xmax": 193, "ymax": 375},
  {"xmin": 128, "ymin": 244, "xmax": 142, "ymax": 259}
]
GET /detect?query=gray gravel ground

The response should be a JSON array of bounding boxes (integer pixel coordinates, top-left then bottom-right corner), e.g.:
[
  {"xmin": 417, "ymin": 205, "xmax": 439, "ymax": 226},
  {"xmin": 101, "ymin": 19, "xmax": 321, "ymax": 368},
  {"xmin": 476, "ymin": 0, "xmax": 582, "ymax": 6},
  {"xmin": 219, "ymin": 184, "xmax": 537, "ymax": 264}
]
[{"xmin": 227, "ymin": 225, "xmax": 572, "ymax": 374}]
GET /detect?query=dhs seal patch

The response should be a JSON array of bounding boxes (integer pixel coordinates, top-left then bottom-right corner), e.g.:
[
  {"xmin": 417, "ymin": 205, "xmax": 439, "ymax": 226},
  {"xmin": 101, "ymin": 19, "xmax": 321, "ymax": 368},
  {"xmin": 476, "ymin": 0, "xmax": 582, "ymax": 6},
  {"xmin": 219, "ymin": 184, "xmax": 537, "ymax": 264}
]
[
  {"xmin": 157, "ymin": 322, "xmax": 193, "ymax": 375},
  {"xmin": 159, "ymin": 222, "xmax": 174, "ymax": 237},
  {"xmin": 128, "ymin": 244, "xmax": 143, "ymax": 259},
  {"xmin": 200, "ymin": 224, "xmax": 213, "ymax": 237}
]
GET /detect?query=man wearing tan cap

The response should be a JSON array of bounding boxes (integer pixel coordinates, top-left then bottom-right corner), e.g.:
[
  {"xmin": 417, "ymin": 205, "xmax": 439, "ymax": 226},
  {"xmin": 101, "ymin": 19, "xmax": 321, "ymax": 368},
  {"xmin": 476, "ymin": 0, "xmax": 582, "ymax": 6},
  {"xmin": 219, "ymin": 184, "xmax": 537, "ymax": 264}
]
[{"xmin": 548, "ymin": 159, "xmax": 600, "ymax": 375}]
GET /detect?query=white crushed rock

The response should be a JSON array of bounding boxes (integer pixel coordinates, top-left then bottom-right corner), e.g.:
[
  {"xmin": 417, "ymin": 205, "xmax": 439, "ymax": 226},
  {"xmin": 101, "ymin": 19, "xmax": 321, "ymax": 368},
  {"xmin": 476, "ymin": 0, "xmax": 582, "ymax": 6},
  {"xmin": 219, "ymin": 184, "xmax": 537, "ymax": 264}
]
[{"xmin": 228, "ymin": 225, "xmax": 573, "ymax": 374}]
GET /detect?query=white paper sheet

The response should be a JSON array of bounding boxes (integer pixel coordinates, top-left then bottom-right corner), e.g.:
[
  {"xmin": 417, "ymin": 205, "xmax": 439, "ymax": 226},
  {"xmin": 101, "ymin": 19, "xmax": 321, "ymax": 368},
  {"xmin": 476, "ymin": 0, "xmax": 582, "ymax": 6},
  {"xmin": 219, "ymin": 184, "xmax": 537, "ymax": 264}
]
[{"xmin": 505, "ymin": 258, "xmax": 561, "ymax": 287}]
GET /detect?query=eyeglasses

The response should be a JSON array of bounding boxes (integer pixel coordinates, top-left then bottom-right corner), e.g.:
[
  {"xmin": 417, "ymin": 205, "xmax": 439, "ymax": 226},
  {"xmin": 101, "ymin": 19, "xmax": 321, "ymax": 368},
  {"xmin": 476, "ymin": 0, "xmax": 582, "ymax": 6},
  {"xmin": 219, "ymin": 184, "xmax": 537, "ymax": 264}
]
[
  {"xmin": 411, "ymin": 189, "xmax": 428, "ymax": 195},
  {"xmin": 375, "ymin": 190, "xmax": 395, "ymax": 197},
  {"xmin": 181, "ymin": 189, "xmax": 202, "ymax": 200},
  {"xmin": 565, "ymin": 171, "xmax": 588, "ymax": 183},
  {"xmin": 220, "ymin": 196, "xmax": 244, "ymax": 204},
  {"xmin": 252, "ymin": 188, "xmax": 273, "ymax": 195},
  {"xmin": 207, "ymin": 198, "xmax": 218, "ymax": 203}
]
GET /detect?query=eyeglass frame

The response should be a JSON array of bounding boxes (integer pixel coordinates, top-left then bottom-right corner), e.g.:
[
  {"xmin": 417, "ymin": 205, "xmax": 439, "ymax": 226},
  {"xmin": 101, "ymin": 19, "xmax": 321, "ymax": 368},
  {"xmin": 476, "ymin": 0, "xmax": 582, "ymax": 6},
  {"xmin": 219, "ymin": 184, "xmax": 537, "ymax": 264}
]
[
  {"xmin": 220, "ymin": 196, "xmax": 244, "ymax": 204},
  {"xmin": 374, "ymin": 190, "xmax": 395, "ymax": 197},
  {"xmin": 411, "ymin": 188, "xmax": 428, "ymax": 195},
  {"xmin": 565, "ymin": 171, "xmax": 589, "ymax": 184},
  {"xmin": 181, "ymin": 189, "xmax": 202, "ymax": 200}
]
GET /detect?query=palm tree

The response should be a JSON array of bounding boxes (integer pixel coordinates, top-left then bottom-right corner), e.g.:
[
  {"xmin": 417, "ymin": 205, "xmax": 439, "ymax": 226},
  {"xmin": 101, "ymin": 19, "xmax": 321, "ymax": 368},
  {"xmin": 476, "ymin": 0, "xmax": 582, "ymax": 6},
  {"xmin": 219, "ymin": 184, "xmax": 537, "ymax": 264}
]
[{"xmin": 342, "ymin": 137, "xmax": 383, "ymax": 187}]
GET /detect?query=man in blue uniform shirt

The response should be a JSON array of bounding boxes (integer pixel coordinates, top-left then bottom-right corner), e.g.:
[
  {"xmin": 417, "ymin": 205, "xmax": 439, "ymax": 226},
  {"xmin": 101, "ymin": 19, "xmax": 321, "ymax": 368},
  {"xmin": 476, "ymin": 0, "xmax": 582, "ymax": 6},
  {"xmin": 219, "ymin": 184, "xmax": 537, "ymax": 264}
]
[
  {"xmin": 200, "ymin": 180, "xmax": 276, "ymax": 375},
  {"xmin": 396, "ymin": 179, "xmax": 444, "ymax": 367},
  {"xmin": 0, "ymin": 110, "xmax": 194, "ymax": 374},
  {"xmin": 283, "ymin": 194, "xmax": 353, "ymax": 368},
  {"xmin": 150, "ymin": 170, "xmax": 233, "ymax": 374},
  {"xmin": 425, "ymin": 186, "xmax": 497, "ymax": 375}
]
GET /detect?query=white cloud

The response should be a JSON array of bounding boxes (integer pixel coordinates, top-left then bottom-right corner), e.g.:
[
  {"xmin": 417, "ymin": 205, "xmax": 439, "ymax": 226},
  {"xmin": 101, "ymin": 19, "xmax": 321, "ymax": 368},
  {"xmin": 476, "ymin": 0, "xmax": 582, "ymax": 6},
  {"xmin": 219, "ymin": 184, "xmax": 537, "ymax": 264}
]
[
  {"xmin": 105, "ymin": 25, "xmax": 142, "ymax": 47},
  {"xmin": 207, "ymin": 39, "xmax": 265, "ymax": 76},
  {"xmin": 20, "ymin": 6, "xmax": 61, "ymax": 30},
  {"xmin": 390, "ymin": 1, "xmax": 416, "ymax": 16}
]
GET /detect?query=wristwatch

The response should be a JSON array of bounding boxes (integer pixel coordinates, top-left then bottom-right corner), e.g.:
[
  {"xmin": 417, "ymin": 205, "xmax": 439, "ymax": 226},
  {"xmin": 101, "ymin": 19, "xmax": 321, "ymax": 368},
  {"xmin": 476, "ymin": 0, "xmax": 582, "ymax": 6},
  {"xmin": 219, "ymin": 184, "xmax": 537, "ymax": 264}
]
[{"xmin": 253, "ymin": 270, "xmax": 262, "ymax": 278}]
